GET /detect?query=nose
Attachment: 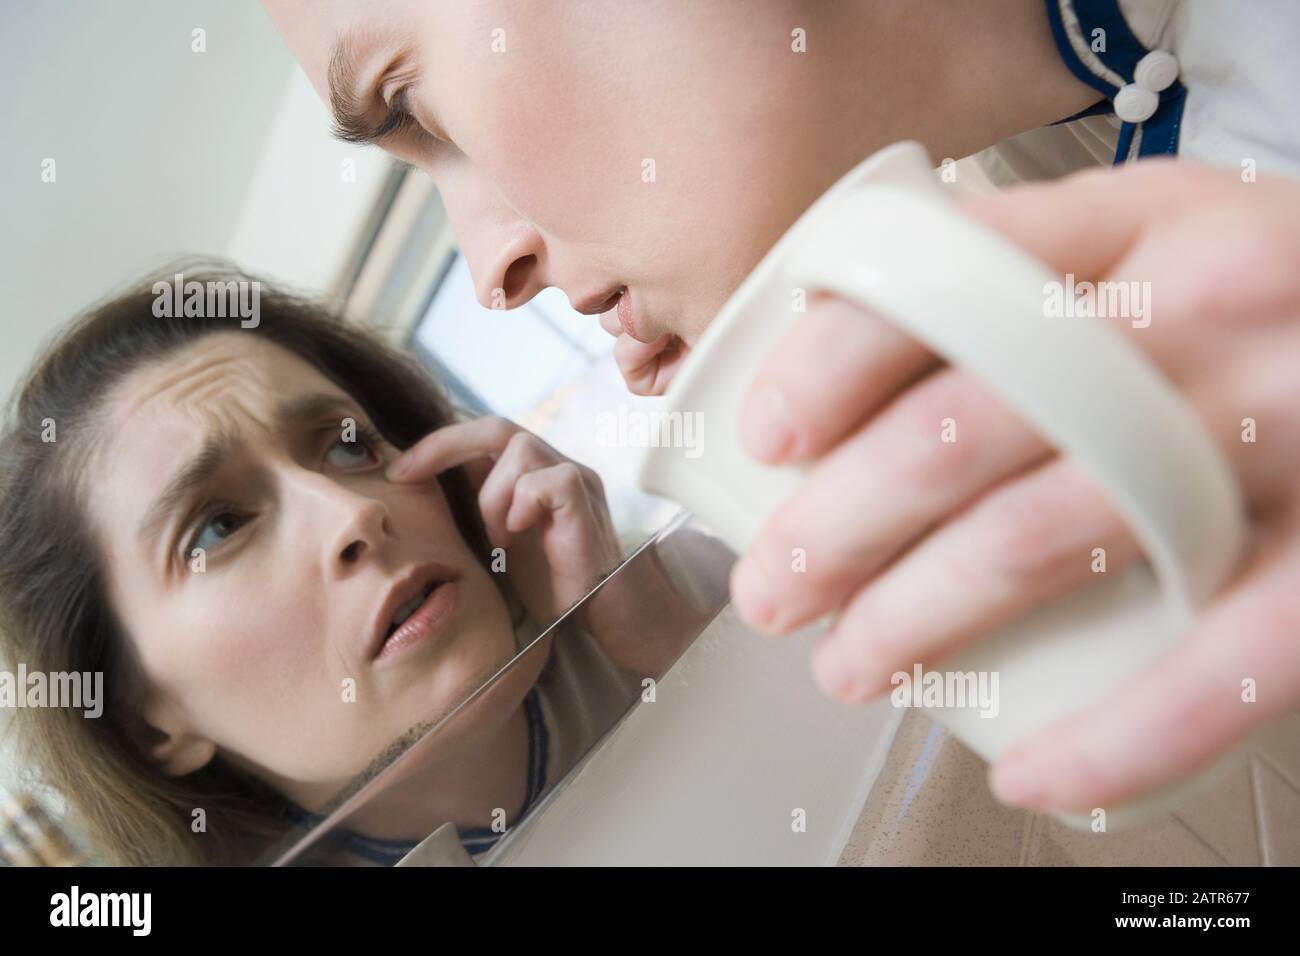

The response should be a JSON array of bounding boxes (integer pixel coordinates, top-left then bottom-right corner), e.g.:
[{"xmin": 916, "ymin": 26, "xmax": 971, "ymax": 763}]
[
  {"xmin": 477, "ymin": 230, "xmax": 548, "ymax": 310},
  {"xmin": 329, "ymin": 496, "xmax": 390, "ymax": 576},
  {"xmin": 434, "ymin": 162, "xmax": 549, "ymax": 310},
  {"xmin": 289, "ymin": 471, "xmax": 392, "ymax": 580}
]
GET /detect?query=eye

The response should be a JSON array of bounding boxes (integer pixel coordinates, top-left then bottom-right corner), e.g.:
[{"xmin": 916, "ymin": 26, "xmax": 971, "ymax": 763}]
[
  {"xmin": 325, "ymin": 425, "xmax": 384, "ymax": 469},
  {"xmin": 387, "ymin": 85, "xmax": 448, "ymax": 145},
  {"xmin": 187, "ymin": 509, "xmax": 249, "ymax": 556}
]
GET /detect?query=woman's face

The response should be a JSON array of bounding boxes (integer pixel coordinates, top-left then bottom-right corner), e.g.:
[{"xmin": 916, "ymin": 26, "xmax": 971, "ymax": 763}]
[
  {"xmin": 263, "ymin": 0, "xmax": 857, "ymax": 365},
  {"xmin": 84, "ymin": 332, "xmax": 517, "ymax": 804}
]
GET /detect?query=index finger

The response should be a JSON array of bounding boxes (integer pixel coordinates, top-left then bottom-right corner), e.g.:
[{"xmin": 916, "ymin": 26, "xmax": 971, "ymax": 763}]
[
  {"xmin": 739, "ymin": 294, "xmax": 937, "ymax": 463},
  {"xmin": 386, "ymin": 416, "xmax": 521, "ymax": 485}
]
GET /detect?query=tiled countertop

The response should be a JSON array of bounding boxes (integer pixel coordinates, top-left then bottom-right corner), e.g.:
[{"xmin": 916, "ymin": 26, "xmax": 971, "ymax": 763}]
[{"xmin": 838, "ymin": 709, "xmax": 1300, "ymax": 866}]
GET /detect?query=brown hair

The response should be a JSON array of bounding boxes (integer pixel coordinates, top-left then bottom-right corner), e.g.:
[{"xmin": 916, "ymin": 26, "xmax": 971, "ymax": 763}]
[{"xmin": 0, "ymin": 261, "xmax": 494, "ymax": 865}]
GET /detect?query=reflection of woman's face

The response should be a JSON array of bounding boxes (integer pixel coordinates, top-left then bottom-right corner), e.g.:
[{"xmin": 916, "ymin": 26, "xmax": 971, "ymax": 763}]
[{"xmin": 84, "ymin": 332, "xmax": 517, "ymax": 807}]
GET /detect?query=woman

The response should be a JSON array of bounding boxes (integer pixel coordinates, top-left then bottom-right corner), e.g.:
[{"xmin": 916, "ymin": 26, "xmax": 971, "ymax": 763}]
[
  {"xmin": 261, "ymin": 0, "xmax": 1300, "ymax": 815},
  {"xmin": 0, "ymin": 263, "xmax": 655, "ymax": 865}
]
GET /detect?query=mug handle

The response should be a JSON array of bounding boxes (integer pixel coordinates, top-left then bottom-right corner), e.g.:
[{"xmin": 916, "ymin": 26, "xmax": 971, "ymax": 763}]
[{"xmin": 781, "ymin": 149, "xmax": 1246, "ymax": 624}]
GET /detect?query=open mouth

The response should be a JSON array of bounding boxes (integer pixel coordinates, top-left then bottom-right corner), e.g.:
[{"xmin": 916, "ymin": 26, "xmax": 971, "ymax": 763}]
[
  {"xmin": 596, "ymin": 287, "xmax": 626, "ymax": 314},
  {"xmin": 371, "ymin": 566, "xmax": 461, "ymax": 662},
  {"xmin": 384, "ymin": 582, "xmax": 435, "ymax": 638}
]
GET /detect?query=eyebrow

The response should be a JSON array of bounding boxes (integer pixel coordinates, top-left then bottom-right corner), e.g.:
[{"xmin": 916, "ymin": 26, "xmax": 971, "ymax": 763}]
[
  {"xmin": 327, "ymin": 30, "xmax": 409, "ymax": 146},
  {"xmin": 136, "ymin": 428, "xmax": 237, "ymax": 550},
  {"xmin": 137, "ymin": 393, "xmax": 364, "ymax": 547}
]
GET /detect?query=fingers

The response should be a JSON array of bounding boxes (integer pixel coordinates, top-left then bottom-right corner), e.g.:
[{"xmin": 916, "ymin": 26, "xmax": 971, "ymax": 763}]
[
  {"xmin": 386, "ymin": 416, "xmax": 521, "ymax": 485},
  {"xmin": 730, "ymin": 366, "xmax": 1052, "ymax": 634},
  {"xmin": 473, "ymin": 430, "xmax": 577, "ymax": 546},
  {"xmin": 385, "ymin": 416, "xmax": 609, "ymax": 552},
  {"xmin": 988, "ymin": 514, "xmax": 1300, "ymax": 813},
  {"xmin": 957, "ymin": 158, "xmax": 1203, "ymax": 281},
  {"xmin": 737, "ymin": 163, "xmax": 1217, "ymax": 469},
  {"xmin": 809, "ymin": 456, "xmax": 1142, "ymax": 702},
  {"xmin": 506, "ymin": 462, "xmax": 591, "ymax": 534},
  {"xmin": 739, "ymin": 294, "xmax": 938, "ymax": 463},
  {"xmin": 506, "ymin": 460, "xmax": 622, "ymax": 617},
  {"xmin": 1108, "ymin": 191, "xmax": 1300, "ymax": 333}
]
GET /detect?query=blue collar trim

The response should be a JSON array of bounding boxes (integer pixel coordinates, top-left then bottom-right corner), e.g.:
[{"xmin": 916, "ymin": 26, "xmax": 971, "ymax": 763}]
[
  {"xmin": 456, "ymin": 687, "xmax": 549, "ymax": 856},
  {"xmin": 1042, "ymin": 0, "xmax": 1186, "ymax": 162}
]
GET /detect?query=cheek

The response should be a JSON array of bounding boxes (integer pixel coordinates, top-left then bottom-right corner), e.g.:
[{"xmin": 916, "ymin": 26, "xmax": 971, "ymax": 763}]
[
  {"xmin": 398, "ymin": 482, "xmax": 475, "ymax": 558},
  {"xmin": 128, "ymin": 581, "xmax": 305, "ymax": 698}
]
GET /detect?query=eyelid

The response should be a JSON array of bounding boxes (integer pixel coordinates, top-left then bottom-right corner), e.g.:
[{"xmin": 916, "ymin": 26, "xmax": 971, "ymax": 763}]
[
  {"xmin": 386, "ymin": 83, "xmax": 412, "ymax": 114},
  {"xmin": 181, "ymin": 503, "xmax": 247, "ymax": 562},
  {"xmin": 174, "ymin": 422, "xmax": 386, "ymax": 562},
  {"xmin": 384, "ymin": 82, "xmax": 447, "ymax": 145},
  {"xmin": 322, "ymin": 421, "xmax": 391, "ymax": 480}
]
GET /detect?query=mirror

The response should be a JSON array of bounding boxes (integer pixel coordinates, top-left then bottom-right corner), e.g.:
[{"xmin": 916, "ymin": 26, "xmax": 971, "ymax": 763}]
[
  {"xmin": 258, "ymin": 513, "xmax": 733, "ymax": 866},
  {"xmin": 0, "ymin": 164, "xmax": 728, "ymax": 869},
  {"xmin": 0, "ymin": 9, "xmax": 729, "ymax": 863}
]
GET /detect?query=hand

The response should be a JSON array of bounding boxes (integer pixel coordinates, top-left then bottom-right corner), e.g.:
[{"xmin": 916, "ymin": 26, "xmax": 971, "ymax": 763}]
[
  {"xmin": 598, "ymin": 308, "xmax": 690, "ymax": 396},
  {"xmin": 387, "ymin": 418, "xmax": 622, "ymax": 626},
  {"xmin": 728, "ymin": 159, "xmax": 1300, "ymax": 813}
]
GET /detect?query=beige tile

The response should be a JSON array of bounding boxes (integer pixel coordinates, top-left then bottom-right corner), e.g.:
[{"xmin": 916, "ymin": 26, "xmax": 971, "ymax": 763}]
[
  {"xmin": 1171, "ymin": 760, "xmax": 1260, "ymax": 866},
  {"xmin": 1253, "ymin": 714, "xmax": 1300, "ymax": 791},
  {"xmin": 1026, "ymin": 812, "xmax": 1226, "ymax": 866},
  {"xmin": 837, "ymin": 710, "xmax": 1030, "ymax": 866},
  {"xmin": 1018, "ymin": 816, "xmax": 1074, "ymax": 866},
  {"xmin": 1253, "ymin": 756, "xmax": 1300, "ymax": 866},
  {"xmin": 838, "ymin": 711, "xmax": 1277, "ymax": 867},
  {"xmin": 838, "ymin": 706, "xmax": 1285, "ymax": 867}
]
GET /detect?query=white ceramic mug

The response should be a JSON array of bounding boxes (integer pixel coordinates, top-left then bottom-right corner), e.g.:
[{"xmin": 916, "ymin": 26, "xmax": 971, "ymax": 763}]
[{"xmin": 637, "ymin": 140, "xmax": 1248, "ymax": 828}]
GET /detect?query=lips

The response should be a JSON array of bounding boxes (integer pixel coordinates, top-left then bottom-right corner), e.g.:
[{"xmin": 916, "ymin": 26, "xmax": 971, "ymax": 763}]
[
  {"xmin": 573, "ymin": 285, "xmax": 650, "ymax": 343},
  {"xmin": 615, "ymin": 286, "xmax": 644, "ymax": 341},
  {"xmin": 368, "ymin": 563, "xmax": 460, "ymax": 662},
  {"xmin": 572, "ymin": 286, "xmax": 626, "ymax": 316}
]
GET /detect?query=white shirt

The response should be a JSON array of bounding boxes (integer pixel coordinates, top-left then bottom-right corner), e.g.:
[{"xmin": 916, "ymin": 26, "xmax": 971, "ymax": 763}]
[{"xmin": 976, "ymin": 0, "xmax": 1300, "ymax": 185}]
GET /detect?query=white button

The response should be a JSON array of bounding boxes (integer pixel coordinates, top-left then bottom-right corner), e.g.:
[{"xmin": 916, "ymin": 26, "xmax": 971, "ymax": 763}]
[
  {"xmin": 1134, "ymin": 50, "xmax": 1179, "ymax": 92},
  {"xmin": 1114, "ymin": 83, "xmax": 1159, "ymax": 123}
]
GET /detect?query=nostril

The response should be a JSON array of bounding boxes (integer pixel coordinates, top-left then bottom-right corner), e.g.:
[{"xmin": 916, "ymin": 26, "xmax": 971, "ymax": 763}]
[
  {"xmin": 340, "ymin": 541, "xmax": 363, "ymax": 564},
  {"xmin": 499, "ymin": 254, "xmax": 537, "ymax": 305}
]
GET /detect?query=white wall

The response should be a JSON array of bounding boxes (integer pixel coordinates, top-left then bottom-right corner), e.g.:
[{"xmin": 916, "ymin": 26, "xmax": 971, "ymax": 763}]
[
  {"xmin": 0, "ymin": 0, "xmax": 291, "ymax": 397},
  {"xmin": 0, "ymin": 0, "xmax": 391, "ymax": 798},
  {"xmin": 225, "ymin": 70, "xmax": 395, "ymax": 293}
]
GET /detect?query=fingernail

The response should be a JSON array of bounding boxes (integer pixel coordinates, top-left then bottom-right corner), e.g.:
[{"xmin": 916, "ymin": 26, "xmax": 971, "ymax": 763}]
[
  {"xmin": 990, "ymin": 754, "xmax": 1046, "ymax": 808},
  {"xmin": 731, "ymin": 559, "xmax": 778, "ymax": 631},
  {"xmin": 740, "ymin": 387, "xmax": 796, "ymax": 461}
]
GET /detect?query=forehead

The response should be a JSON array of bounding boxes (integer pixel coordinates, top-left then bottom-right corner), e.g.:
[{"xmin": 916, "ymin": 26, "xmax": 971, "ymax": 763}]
[
  {"xmin": 87, "ymin": 333, "xmax": 350, "ymax": 521},
  {"xmin": 106, "ymin": 332, "xmax": 339, "ymax": 434}
]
